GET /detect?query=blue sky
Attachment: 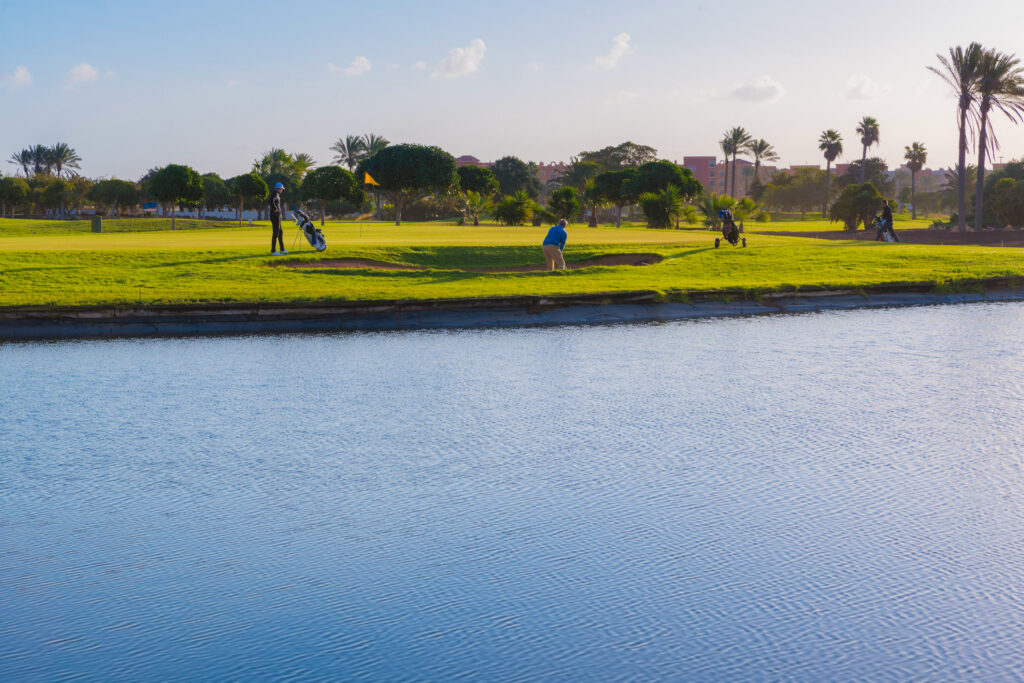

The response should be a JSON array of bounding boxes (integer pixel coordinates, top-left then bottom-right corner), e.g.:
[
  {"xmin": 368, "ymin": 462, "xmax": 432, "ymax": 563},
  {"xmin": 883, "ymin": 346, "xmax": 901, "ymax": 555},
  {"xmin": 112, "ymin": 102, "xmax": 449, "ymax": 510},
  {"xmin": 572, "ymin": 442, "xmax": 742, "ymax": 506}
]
[{"xmin": 2, "ymin": 0, "xmax": 1024, "ymax": 179}]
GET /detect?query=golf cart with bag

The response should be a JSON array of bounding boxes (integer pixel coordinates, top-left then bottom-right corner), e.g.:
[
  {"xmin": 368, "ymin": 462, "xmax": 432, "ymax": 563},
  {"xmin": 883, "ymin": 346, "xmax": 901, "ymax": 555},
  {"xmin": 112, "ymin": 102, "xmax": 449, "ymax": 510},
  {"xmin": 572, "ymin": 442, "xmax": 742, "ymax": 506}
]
[
  {"xmin": 291, "ymin": 207, "xmax": 327, "ymax": 252},
  {"xmin": 715, "ymin": 209, "xmax": 747, "ymax": 248},
  {"xmin": 872, "ymin": 215, "xmax": 899, "ymax": 243}
]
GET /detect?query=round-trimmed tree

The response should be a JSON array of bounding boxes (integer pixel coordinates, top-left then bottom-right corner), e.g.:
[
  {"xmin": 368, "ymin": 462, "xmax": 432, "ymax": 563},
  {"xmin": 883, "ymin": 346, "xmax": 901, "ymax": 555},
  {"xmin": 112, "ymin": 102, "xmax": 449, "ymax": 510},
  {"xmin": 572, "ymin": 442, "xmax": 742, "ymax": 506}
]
[
  {"xmin": 361, "ymin": 144, "xmax": 457, "ymax": 225},
  {"xmin": 829, "ymin": 182, "xmax": 885, "ymax": 231},
  {"xmin": 627, "ymin": 160, "xmax": 703, "ymax": 199},
  {"xmin": 0, "ymin": 176, "xmax": 30, "ymax": 217},
  {"xmin": 228, "ymin": 172, "xmax": 269, "ymax": 226},
  {"xmin": 149, "ymin": 164, "xmax": 204, "ymax": 229},
  {"xmin": 89, "ymin": 179, "xmax": 139, "ymax": 216},
  {"xmin": 456, "ymin": 165, "xmax": 500, "ymax": 197},
  {"xmin": 303, "ymin": 166, "xmax": 359, "ymax": 225},
  {"xmin": 201, "ymin": 173, "xmax": 231, "ymax": 218},
  {"xmin": 593, "ymin": 169, "xmax": 639, "ymax": 227}
]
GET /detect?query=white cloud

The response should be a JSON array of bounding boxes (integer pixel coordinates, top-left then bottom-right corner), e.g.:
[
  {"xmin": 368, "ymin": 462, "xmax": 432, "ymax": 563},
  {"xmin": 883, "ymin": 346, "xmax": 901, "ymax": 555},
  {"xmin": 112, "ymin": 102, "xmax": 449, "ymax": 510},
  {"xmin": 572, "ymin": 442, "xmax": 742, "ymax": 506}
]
[
  {"xmin": 413, "ymin": 61, "xmax": 427, "ymax": 70},
  {"xmin": 845, "ymin": 74, "xmax": 888, "ymax": 100},
  {"xmin": 594, "ymin": 33, "xmax": 634, "ymax": 69},
  {"xmin": 329, "ymin": 56, "xmax": 372, "ymax": 76},
  {"xmin": 431, "ymin": 39, "xmax": 486, "ymax": 79},
  {"xmin": 67, "ymin": 62, "xmax": 99, "ymax": 84},
  {"xmin": 714, "ymin": 76, "xmax": 784, "ymax": 103},
  {"xmin": 526, "ymin": 62, "xmax": 542, "ymax": 73},
  {"xmin": 227, "ymin": 79, "xmax": 241, "ymax": 87},
  {"xmin": 1, "ymin": 65, "xmax": 32, "ymax": 88}
]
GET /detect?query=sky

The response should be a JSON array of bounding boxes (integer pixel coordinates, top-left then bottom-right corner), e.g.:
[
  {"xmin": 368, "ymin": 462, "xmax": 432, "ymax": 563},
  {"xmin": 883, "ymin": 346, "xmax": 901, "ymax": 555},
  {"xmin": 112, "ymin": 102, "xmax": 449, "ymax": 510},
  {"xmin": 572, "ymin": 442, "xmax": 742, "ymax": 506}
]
[{"xmin": 2, "ymin": 0, "xmax": 1024, "ymax": 180}]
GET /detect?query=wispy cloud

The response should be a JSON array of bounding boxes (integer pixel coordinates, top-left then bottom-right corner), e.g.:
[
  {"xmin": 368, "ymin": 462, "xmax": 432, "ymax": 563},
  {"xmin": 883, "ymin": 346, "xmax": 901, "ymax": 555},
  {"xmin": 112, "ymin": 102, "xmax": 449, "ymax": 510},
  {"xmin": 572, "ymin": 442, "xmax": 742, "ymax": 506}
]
[
  {"xmin": 66, "ymin": 62, "xmax": 99, "ymax": 87},
  {"xmin": 844, "ymin": 74, "xmax": 888, "ymax": 100},
  {"xmin": 1, "ymin": 65, "xmax": 32, "ymax": 89},
  {"xmin": 227, "ymin": 79, "xmax": 241, "ymax": 87},
  {"xmin": 713, "ymin": 76, "xmax": 784, "ymax": 103},
  {"xmin": 329, "ymin": 56, "xmax": 372, "ymax": 76},
  {"xmin": 594, "ymin": 33, "xmax": 634, "ymax": 69},
  {"xmin": 432, "ymin": 39, "xmax": 486, "ymax": 79},
  {"xmin": 526, "ymin": 62, "xmax": 542, "ymax": 73},
  {"xmin": 412, "ymin": 61, "xmax": 427, "ymax": 71}
]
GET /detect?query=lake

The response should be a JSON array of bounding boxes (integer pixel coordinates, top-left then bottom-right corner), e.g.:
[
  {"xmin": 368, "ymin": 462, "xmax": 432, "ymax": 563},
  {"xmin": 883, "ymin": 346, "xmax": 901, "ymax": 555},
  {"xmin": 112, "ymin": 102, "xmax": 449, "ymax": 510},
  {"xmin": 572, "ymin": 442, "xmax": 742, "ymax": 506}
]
[{"xmin": 3, "ymin": 302, "xmax": 1024, "ymax": 681}]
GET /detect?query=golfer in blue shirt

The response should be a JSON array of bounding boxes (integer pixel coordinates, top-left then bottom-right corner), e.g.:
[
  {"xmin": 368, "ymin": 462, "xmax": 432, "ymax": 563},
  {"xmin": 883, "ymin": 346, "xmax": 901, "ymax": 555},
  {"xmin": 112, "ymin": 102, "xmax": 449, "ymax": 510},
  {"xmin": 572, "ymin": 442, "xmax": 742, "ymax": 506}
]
[{"xmin": 542, "ymin": 219, "xmax": 568, "ymax": 270}]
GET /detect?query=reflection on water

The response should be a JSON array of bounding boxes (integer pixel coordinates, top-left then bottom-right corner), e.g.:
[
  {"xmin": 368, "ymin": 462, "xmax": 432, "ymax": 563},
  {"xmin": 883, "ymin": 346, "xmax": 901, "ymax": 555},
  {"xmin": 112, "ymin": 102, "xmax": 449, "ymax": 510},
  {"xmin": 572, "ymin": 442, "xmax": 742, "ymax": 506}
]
[{"xmin": 3, "ymin": 303, "xmax": 1024, "ymax": 680}]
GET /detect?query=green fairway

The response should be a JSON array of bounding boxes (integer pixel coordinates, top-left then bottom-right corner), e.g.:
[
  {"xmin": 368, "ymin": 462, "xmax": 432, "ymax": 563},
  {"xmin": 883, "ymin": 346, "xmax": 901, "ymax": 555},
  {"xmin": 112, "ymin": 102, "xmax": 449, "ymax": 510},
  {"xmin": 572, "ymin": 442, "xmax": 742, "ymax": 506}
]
[{"xmin": 2, "ymin": 218, "xmax": 1022, "ymax": 308}]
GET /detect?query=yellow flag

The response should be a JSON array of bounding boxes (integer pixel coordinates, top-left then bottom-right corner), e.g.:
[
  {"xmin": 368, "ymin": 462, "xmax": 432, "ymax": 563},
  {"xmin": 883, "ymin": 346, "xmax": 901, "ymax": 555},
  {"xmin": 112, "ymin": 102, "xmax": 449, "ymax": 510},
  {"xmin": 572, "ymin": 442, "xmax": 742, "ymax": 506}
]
[{"xmin": 364, "ymin": 172, "xmax": 380, "ymax": 186}]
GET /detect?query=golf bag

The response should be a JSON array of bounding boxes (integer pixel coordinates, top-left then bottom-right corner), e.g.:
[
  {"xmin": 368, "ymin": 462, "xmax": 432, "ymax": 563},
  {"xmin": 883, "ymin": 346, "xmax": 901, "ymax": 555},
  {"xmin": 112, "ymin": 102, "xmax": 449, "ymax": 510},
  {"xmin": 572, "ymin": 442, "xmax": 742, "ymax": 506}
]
[
  {"xmin": 715, "ymin": 209, "xmax": 747, "ymax": 248},
  {"xmin": 873, "ymin": 216, "xmax": 898, "ymax": 243},
  {"xmin": 292, "ymin": 208, "xmax": 327, "ymax": 251}
]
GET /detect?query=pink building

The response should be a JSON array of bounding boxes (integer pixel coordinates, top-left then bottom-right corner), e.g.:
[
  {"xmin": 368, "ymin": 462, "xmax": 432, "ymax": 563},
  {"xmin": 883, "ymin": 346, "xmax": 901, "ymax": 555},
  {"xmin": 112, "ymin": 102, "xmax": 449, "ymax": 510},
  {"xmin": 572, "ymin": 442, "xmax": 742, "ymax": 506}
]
[{"xmin": 682, "ymin": 156, "xmax": 717, "ymax": 193}]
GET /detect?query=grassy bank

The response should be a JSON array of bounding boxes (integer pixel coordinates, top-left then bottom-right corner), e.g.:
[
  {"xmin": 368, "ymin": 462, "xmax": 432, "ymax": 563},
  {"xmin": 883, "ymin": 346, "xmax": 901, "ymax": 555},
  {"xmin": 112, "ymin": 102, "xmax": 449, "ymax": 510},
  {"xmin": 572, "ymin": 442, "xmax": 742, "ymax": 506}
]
[{"xmin": 2, "ymin": 219, "xmax": 1021, "ymax": 308}]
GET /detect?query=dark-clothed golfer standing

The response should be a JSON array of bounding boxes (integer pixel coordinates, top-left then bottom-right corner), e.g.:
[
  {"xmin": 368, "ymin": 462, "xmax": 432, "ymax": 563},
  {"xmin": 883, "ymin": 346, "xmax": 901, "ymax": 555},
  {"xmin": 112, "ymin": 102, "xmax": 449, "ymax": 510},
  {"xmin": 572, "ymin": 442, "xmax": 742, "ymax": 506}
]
[{"xmin": 269, "ymin": 182, "xmax": 287, "ymax": 255}]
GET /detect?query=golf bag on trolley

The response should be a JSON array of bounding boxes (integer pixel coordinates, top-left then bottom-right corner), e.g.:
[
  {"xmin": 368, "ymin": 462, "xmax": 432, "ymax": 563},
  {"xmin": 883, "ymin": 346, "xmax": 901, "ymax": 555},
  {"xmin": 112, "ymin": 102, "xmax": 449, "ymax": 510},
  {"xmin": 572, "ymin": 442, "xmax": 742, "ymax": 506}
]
[
  {"xmin": 292, "ymin": 208, "xmax": 327, "ymax": 252},
  {"xmin": 715, "ymin": 209, "xmax": 746, "ymax": 248}
]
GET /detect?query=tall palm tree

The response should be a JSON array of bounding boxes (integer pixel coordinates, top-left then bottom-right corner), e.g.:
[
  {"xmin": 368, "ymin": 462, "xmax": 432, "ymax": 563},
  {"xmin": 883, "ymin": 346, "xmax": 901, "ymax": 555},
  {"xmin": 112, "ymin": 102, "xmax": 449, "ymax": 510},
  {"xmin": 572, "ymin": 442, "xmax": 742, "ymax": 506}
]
[
  {"xmin": 558, "ymin": 157, "xmax": 601, "ymax": 191},
  {"xmin": 904, "ymin": 142, "xmax": 928, "ymax": 220},
  {"xmin": 972, "ymin": 48, "xmax": 1024, "ymax": 230},
  {"xmin": 48, "ymin": 142, "xmax": 82, "ymax": 179},
  {"xmin": 8, "ymin": 149, "xmax": 32, "ymax": 176},
  {"xmin": 855, "ymin": 117, "xmax": 880, "ymax": 182},
  {"xmin": 745, "ymin": 139, "xmax": 779, "ymax": 195},
  {"xmin": 361, "ymin": 133, "xmax": 389, "ymax": 159},
  {"xmin": 928, "ymin": 43, "xmax": 984, "ymax": 232},
  {"xmin": 722, "ymin": 127, "xmax": 752, "ymax": 196},
  {"xmin": 818, "ymin": 130, "xmax": 843, "ymax": 214},
  {"xmin": 292, "ymin": 153, "xmax": 316, "ymax": 178},
  {"xmin": 719, "ymin": 138, "xmax": 734, "ymax": 196},
  {"xmin": 331, "ymin": 135, "xmax": 366, "ymax": 171}
]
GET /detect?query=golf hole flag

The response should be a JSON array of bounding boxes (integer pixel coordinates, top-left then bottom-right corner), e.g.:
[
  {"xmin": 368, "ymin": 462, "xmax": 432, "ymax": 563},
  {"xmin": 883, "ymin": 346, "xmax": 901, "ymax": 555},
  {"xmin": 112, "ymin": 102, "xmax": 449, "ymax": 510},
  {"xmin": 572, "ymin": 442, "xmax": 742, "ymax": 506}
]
[{"xmin": 364, "ymin": 172, "xmax": 380, "ymax": 186}]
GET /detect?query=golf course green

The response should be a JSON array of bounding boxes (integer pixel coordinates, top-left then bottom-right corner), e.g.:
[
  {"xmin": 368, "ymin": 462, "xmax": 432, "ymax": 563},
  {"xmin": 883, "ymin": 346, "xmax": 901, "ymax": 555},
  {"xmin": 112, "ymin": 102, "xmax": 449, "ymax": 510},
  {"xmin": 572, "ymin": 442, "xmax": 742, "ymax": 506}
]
[{"xmin": 2, "ymin": 217, "xmax": 1021, "ymax": 308}]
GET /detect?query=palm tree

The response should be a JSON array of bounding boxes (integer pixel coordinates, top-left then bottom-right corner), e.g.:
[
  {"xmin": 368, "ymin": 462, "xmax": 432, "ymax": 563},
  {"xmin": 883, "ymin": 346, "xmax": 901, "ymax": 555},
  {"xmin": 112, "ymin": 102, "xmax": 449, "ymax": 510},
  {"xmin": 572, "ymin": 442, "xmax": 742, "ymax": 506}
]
[
  {"xmin": 582, "ymin": 179, "xmax": 606, "ymax": 227},
  {"xmin": 818, "ymin": 130, "xmax": 843, "ymax": 215},
  {"xmin": 722, "ymin": 127, "xmax": 752, "ymax": 196},
  {"xmin": 459, "ymin": 190, "xmax": 492, "ymax": 226},
  {"xmin": 8, "ymin": 149, "xmax": 32, "ymax": 176},
  {"xmin": 929, "ymin": 43, "xmax": 984, "ymax": 232},
  {"xmin": 904, "ymin": 143, "xmax": 928, "ymax": 220},
  {"xmin": 972, "ymin": 48, "xmax": 1024, "ymax": 230},
  {"xmin": 361, "ymin": 133, "xmax": 389, "ymax": 159},
  {"xmin": 292, "ymin": 153, "xmax": 316, "ymax": 179},
  {"xmin": 330, "ymin": 135, "xmax": 366, "ymax": 171},
  {"xmin": 745, "ymin": 139, "xmax": 779, "ymax": 196},
  {"xmin": 558, "ymin": 157, "xmax": 601, "ymax": 191},
  {"xmin": 253, "ymin": 148, "xmax": 295, "ymax": 177},
  {"xmin": 695, "ymin": 193, "xmax": 737, "ymax": 229},
  {"xmin": 29, "ymin": 144, "xmax": 50, "ymax": 175},
  {"xmin": 719, "ymin": 138, "xmax": 733, "ymax": 196},
  {"xmin": 855, "ymin": 117, "xmax": 880, "ymax": 182},
  {"xmin": 48, "ymin": 142, "xmax": 82, "ymax": 179}
]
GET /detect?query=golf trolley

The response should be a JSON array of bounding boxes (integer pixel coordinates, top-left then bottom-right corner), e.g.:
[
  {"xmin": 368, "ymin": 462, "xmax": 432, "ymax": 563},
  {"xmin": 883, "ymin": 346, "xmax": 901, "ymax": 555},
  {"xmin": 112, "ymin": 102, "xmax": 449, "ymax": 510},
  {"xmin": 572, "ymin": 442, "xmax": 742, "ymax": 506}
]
[
  {"xmin": 714, "ymin": 209, "xmax": 747, "ymax": 248},
  {"xmin": 872, "ymin": 215, "xmax": 899, "ymax": 243},
  {"xmin": 290, "ymin": 207, "xmax": 327, "ymax": 252}
]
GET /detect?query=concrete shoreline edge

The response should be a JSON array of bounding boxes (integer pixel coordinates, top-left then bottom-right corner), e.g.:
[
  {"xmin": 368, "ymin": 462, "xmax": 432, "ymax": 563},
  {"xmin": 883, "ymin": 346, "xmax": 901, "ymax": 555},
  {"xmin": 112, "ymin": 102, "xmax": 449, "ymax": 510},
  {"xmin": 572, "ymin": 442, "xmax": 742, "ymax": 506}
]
[{"xmin": 3, "ymin": 281, "xmax": 1023, "ymax": 340}]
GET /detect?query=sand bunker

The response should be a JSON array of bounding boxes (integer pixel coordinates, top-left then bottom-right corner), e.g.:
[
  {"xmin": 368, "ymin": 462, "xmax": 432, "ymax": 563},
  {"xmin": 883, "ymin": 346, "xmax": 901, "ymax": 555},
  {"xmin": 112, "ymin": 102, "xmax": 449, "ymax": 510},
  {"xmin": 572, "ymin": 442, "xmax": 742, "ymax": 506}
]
[{"xmin": 280, "ymin": 253, "xmax": 663, "ymax": 273}]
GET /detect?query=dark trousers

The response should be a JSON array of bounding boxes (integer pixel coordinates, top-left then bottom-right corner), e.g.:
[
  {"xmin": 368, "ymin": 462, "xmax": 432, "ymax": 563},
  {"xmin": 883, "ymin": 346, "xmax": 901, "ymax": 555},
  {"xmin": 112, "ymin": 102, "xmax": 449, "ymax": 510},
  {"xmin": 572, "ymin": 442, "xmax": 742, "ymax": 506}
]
[{"xmin": 270, "ymin": 214, "xmax": 284, "ymax": 252}]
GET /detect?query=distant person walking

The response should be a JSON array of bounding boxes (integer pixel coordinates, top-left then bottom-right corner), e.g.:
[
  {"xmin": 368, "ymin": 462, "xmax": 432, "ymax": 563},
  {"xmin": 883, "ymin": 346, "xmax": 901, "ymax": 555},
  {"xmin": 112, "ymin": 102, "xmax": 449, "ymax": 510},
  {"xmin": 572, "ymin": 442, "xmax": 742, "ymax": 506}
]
[
  {"xmin": 269, "ymin": 182, "xmax": 287, "ymax": 255},
  {"xmin": 542, "ymin": 219, "xmax": 568, "ymax": 270}
]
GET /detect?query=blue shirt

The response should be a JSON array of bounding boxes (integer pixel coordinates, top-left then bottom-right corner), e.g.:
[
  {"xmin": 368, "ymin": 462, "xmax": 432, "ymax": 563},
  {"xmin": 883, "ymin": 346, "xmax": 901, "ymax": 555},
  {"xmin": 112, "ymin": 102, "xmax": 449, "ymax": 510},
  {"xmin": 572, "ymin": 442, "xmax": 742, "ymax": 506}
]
[{"xmin": 542, "ymin": 225, "xmax": 567, "ymax": 251}]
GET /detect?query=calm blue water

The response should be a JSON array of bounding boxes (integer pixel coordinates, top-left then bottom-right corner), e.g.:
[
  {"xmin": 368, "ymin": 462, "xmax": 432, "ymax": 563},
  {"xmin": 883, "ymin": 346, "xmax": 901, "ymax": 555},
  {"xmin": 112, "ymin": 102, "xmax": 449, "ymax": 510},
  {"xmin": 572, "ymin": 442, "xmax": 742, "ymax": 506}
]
[{"xmin": 4, "ymin": 303, "xmax": 1024, "ymax": 681}]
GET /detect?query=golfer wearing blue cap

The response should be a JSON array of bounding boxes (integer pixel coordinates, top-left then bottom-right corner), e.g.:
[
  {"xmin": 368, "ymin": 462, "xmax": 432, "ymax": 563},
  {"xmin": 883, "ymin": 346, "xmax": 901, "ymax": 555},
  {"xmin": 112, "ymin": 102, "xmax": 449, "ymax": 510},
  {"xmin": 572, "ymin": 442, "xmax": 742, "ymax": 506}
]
[{"xmin": 269, "ymin": 182, "xmax": 287, "ymax": 255}]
